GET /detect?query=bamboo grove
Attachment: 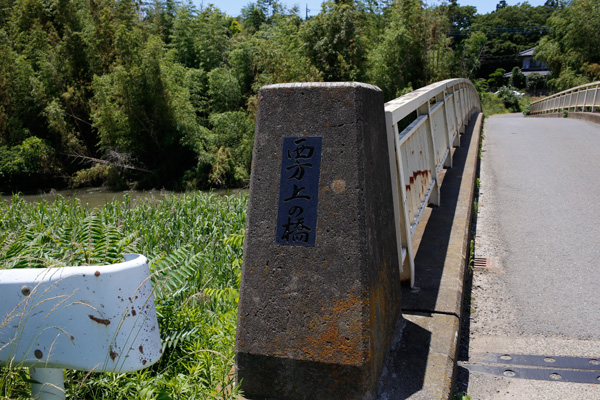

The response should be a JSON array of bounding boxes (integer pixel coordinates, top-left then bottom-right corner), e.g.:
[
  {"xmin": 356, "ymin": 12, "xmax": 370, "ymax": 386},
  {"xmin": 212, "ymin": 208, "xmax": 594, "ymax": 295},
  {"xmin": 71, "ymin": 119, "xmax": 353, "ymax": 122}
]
[{"xmin": 1, "ymin": 0, "xmax": 598, "ymax": 192}]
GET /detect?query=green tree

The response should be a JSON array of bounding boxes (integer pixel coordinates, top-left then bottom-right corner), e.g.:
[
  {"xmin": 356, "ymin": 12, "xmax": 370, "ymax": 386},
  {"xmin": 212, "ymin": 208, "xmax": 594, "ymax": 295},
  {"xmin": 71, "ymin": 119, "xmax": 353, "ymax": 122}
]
[
  {"xmin": 509, "ymin": 66, "xmax": 526, "ymax": 88},
  {"xmin": 0, "ymin": 136, "xmax": 59, "ymax": 189},
  {"xmin": 488, "ymin": 68, "xmax": 507, "ymax": 89},
  {"xmin": 0, "ymin": 29, "xmax": 38, "ymax": 146},
  {"xmin": 228, "ymin": 39, "xmax": 256, "ymax": 98},
  {"xmin": 301, "ymin": 0, "xmax": 366, "ymax": 82},
  {"xmin": 458, "ymin": 31, "xmax": 487, "ymax": 78},
  {"xmin": 144, "ymin": 0, "xmax": 176, "ymax": 44},
  {"xmin": 182, "ymin": 111, "xmax": 254, "ymax": 188},
  {"xmin": 241, "ymin": 2, "xmax": 267, "ymax": 32},
  {"xmin": 536, "ymin": 0, "xmax": 600, "ymax": 91},
  {"xmin": 471, "ymin": 3, "xmax": 553, "ymax": 77},
  {"xmin": 366, "ymin": 0, "xmax": 428, "ymax": 100},
  {"xmin": 207, "ymin": 68, "xmax": 242, "ymax": 114},
  {"xmin": 249, "ymin": 12, "xmax": 322, "ymax": 88},
  {"xmin": 170, "ymin": 3, "xmax": 198, "ymax": 68},
  {"xmin": 424, "ymin": 5, "xmax": 454, "ymax": 82},
  {"xmin": 2, "ymin": 0, "xmax": 100, "ymax": 165},
  {"xmin": 526, "ymin": 72, "xmax": 546, "ymax": 95},
  {"xmin": 195, "ymin": 6, "xmax": 232, "ymax": 71},
  {"xmin": 446, "ymin": 0, "xmax": 477, "ymax": 31},
  {"xmin": 545, "ymin": 67, "xmax": 587, "ymax": 92},
  {"xmin": 91, "ymin": 35, "xmax": 199, "ymax": 187},
  {"xmin": 3, "ymin": 0, "xmax": 530, "ymax": 191}
]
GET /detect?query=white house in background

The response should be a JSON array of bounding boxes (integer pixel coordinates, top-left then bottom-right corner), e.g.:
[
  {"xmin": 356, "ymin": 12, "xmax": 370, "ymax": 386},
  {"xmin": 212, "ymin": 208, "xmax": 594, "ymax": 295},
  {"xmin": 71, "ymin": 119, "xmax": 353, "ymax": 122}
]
[{"xmin": 504, "ymin": 47, "xmax": 551, "ymax": 78}]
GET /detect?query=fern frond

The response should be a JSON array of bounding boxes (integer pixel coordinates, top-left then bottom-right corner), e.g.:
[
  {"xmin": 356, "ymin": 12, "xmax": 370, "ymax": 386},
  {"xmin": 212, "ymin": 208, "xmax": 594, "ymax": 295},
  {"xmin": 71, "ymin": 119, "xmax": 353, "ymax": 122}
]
[
  {"xmin": 151, "ymin": 247, "xmax": 206, "ymax": 298},
  {"xmin": 161, "ymin": 325, "xmax": 201, "ymax": 352},
  {"xmin": 203, "ymin": 288, "xmax": 239, "ymax": 304},
  {"xmin": 222, "ymin": 233, "xmax": 244, "ymax": 248}
]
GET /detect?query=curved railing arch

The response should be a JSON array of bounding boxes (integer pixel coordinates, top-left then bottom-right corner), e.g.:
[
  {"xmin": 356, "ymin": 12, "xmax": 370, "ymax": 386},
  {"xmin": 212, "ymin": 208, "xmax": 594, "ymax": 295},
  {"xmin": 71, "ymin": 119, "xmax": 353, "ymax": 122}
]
[
  {"xmin": 530, "ymin": 81, "xmax": 600, "ymax": 115},
  {"xmin": 385, "ymin": 79, "xmax": 481, "ymax": 287}
]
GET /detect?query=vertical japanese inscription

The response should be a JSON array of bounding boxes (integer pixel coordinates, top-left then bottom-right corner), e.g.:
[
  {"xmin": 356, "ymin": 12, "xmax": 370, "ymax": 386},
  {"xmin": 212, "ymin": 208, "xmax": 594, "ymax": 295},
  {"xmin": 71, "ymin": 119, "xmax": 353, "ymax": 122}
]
[{"xmin": 276, "ymin": 137, "xmax": 322, "ymax": 246}]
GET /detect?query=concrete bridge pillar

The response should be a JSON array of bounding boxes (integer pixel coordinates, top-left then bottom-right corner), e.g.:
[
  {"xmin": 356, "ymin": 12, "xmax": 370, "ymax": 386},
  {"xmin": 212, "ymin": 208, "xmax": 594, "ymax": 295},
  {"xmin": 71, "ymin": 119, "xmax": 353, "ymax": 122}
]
[{"xmin": 236, "ymin": 82, "xmax": 402, "ymax": 399}]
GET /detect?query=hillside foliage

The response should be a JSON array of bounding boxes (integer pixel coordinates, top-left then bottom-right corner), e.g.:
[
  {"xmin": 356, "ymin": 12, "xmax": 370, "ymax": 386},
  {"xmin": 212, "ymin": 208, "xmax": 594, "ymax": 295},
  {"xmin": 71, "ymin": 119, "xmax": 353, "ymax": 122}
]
[{"xmin": 0, "ymin": 0, "xmax": 597, "ymax": 191}]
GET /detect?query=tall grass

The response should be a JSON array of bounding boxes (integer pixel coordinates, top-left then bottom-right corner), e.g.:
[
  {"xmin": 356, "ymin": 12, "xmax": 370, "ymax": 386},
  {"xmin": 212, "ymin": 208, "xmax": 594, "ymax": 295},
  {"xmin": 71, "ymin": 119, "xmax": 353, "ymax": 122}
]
[
  {"xmin": 0, "ymin": 192, "xmax": 247, "ymax": 399},
  {"xmin": 480, "ymin": 92, "xmax": 509, "ymax": 117},
  {"xmin": 480, "ymin": 91, "xmax": 533, "ymax": 118}
]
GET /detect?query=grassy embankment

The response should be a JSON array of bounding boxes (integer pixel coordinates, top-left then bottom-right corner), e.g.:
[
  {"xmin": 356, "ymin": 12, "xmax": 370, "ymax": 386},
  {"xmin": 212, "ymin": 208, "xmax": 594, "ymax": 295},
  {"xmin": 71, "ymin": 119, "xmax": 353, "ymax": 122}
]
[
  {"xmin": 480, "ymin": 91, "xmax": 540, "ymax": 118},
  {"xmin": 479, "ymin": 92, "xmax": 542, "ymax": 118},
  {"xmin": 0, "ymin": 192, "xmax": 246, "ymax": 399}
]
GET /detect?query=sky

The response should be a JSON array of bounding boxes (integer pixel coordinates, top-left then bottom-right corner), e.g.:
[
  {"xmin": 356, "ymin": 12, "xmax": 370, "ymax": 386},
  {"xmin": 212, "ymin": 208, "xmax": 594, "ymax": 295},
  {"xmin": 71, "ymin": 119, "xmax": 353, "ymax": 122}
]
[{"xmin": 195, "ymin": 0, "xmax": 550, "ymax": 18}]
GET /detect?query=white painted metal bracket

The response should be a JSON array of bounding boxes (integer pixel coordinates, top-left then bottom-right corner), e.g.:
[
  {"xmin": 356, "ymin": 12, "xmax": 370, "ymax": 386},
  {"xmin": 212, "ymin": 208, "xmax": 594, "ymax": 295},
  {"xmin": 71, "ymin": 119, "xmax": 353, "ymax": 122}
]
[{"xmin": 0, "ymin": 254, "xmax": 162, "ymax": 399}]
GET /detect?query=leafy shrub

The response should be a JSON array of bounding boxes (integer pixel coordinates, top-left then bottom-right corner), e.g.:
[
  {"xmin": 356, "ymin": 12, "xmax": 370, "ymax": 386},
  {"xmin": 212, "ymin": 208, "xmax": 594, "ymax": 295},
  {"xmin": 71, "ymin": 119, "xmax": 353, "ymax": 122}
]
[
  {"xmin": 0, "ymin": 137, "xmax": 59, "ymax": 189},
  {"xmin": 497, "ymin": 86, "xmax": 521, "ymax": 113},
  {"xmin": 547, "ymin": 67, "xmax": 588, "ymax": 92},
  {"xmin": 480, "ymin": 91, "xmax": 508, "ymax": 117},
  {"xmin": 509, "ymin": 66, "xmax": 526, "ymax": 89},
  {"xmin": 182, "ymin": 111, "xmax": 254, "ymax": 189},
  {"xmin": 526, "ymin": 72, "xmax": 546, "ymax": 95},
  {"xmin": 70, "ymin": 163, "xmax": 113, "ymax": 188},
  {"xmin": 487, "ymin": 68, "xmax": 507, "ymax": 90},
  {"xmin": 473, "ymin": 78, "xmax": 489, "ymax": 94}
]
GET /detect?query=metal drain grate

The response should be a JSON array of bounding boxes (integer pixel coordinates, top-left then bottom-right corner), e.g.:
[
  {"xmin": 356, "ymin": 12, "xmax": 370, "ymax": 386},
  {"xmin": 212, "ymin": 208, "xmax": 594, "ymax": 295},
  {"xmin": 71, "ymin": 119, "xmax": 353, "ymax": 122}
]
[
  {"xmin": 473, "ymin": 257, "xmax": 496, "ymax": 269},
  {"xmin": 460, "ymin": 353, "xmax": 600, "ymax": 384}
]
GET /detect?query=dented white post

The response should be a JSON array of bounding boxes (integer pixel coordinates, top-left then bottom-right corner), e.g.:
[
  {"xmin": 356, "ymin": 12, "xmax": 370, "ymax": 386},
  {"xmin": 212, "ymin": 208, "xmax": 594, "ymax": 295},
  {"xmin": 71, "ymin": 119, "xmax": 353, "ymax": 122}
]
[{"xmin": 0, "ymin": 254, "xmax": 162, "ymax": 399}]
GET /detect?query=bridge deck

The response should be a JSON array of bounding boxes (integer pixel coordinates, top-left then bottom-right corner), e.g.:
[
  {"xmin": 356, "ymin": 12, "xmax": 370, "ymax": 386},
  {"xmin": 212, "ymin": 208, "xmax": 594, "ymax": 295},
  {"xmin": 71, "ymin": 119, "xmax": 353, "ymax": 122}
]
[{"xmin": 459, "ymin": 113, "xmax": 600, "ymax": 398}]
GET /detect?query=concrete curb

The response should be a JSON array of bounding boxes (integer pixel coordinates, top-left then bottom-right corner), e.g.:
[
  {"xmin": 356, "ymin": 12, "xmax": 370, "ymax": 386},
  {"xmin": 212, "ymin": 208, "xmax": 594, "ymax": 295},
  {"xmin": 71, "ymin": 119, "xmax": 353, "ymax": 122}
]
[
  {"xmin": 376, "ymin": 112, "xmax": 483, "ymax": 399},
  {"xmin": 529, "ymin": 112, "xmax": 600, "ymax": 125}
]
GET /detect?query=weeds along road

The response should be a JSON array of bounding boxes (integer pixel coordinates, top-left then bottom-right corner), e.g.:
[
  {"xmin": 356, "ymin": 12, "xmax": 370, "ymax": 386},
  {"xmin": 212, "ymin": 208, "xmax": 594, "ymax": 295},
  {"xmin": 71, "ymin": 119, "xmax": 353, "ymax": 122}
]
[{"xmin": 457, "ymin": 114, "xmax": 600, "ymax": 399}]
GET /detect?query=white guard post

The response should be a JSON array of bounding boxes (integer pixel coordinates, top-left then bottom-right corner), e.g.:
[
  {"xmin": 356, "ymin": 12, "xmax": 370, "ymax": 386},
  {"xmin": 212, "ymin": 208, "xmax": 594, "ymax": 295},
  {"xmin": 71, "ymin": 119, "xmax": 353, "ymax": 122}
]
[{"xmin": 0, "ymin": 254, "xmax": 162, "ymax": 399}]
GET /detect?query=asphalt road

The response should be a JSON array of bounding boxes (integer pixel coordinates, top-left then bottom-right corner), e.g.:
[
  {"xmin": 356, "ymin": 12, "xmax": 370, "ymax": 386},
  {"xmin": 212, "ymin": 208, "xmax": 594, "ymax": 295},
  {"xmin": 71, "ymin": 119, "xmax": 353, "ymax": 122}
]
[
  {"xmin": 457, "ymin": 114, "xmax": 600, "ymax": 399},
  {"xmin": 483, "ymin": 114, "xmax": 600, "ymax": 338}
]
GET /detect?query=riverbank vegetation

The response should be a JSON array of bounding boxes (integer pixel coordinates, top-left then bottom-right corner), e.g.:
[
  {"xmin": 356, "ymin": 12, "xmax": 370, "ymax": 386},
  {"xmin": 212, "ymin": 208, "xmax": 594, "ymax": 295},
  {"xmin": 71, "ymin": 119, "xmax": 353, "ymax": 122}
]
[
  {"xmin": 4, "ymin": 0, "xmax": 595, "ymax": 192},
  {"xmin": 0, "ymin": 192, "xmax": 246, "ymax": 398}
]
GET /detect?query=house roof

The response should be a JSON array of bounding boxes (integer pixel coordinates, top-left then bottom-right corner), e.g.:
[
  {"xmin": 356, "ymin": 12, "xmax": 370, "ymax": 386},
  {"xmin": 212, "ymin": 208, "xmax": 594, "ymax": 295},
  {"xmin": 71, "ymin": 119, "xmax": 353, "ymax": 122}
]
[
  {"xmin": 519, "ymin": 47, "xmax": 536, "ymax": 57},
  {"xmin": 504, "ymin": 70, "xmax": 551, "ymax": 78},
  {"xmin": 522, "ymin": 70, "xmax": 551, "ymax": 77}
]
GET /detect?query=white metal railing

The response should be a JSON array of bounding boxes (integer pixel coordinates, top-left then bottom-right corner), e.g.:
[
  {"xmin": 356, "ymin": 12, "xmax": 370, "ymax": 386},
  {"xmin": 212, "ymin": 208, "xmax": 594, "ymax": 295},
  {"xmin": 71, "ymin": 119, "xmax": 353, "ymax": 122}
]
[
  {"xmin": 385, "ymin": 79, "xmax": 481, "ymax": 288},
  {"xmin": 530, "ymin": 81, "xmax": 600, "ymax": 115}
]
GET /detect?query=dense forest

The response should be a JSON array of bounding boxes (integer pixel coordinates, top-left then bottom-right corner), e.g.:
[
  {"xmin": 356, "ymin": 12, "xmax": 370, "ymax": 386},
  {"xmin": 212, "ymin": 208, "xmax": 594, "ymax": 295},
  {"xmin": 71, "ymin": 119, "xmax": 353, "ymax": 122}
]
[{"xmin": 0, "ymin": 0, "xmax": 598, "ymax": 191}]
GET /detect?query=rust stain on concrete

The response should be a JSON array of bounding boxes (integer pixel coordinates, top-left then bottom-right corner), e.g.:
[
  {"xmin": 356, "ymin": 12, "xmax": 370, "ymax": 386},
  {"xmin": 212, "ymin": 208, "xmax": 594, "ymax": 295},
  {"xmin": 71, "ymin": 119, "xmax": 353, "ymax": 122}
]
[
  {"xmin": 299, "ymin": 293, "xmax": 365, "ymax": 366},
  {"xmin": 331, "ymin": 179, "xmax": 346, "ymax": 193}
]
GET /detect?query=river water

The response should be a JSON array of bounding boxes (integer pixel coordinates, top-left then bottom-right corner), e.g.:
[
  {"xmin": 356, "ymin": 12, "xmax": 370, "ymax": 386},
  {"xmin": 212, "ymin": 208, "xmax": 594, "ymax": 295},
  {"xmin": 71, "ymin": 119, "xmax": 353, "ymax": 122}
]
[{"xmin": 1, "ymin": 187, "xmax": 248, "ymax": 208}]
